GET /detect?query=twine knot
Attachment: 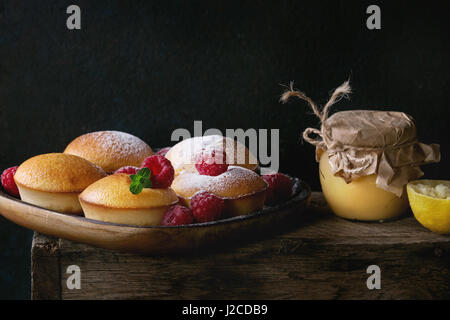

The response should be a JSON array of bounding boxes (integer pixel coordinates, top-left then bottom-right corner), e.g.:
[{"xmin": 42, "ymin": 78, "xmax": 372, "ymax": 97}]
[{"xmin": 280, "ymin": 80, "xmax": 352, "ymax": 149}]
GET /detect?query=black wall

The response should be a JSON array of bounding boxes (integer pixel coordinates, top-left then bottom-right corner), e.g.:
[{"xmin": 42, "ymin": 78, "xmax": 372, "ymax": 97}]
[{"xmin": 0, "ymin": 0, "xmax": 448, "ymax": 299}]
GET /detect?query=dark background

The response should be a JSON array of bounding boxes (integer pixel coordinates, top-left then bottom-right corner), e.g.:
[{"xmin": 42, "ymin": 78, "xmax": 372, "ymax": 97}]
[{"xmin": 0, "ymin": 0, "xmax": 448, "ymax": 299}]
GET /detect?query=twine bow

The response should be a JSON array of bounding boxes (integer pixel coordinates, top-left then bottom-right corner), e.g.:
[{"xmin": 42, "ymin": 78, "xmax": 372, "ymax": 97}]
[
  {"xmin": 279, "ymin": 80, "xmax": 376, "ymax": 175},
  {"xmin": 280, "ymin": 80, "xmax": 352, "ymax": 150}
]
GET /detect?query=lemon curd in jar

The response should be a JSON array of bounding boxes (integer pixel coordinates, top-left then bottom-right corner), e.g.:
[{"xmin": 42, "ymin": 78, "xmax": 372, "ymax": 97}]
[
  {"xmin": 319, "ymin": 150, "xmax": 410, "ymax": 221},
  {"xmin": 280, "ymin": 81, "xmax": 440, "ymax": 222}
]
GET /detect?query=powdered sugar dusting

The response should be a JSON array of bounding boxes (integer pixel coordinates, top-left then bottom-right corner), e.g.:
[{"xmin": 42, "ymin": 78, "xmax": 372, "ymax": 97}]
[
  {"xmin": 208, "ymin": 166, "xmax": 256, "ymax": 193},
  {"xmin": 83, "ymin": 131, "xmax": 150, "ymax": 160},
  {"xmin": 65, "ymin": 131, "xmax": 153, "ymax": 172},
  {"xmin": 173, "ymin": 135, "xmax": 222, "ymax": 169},
  {"xmin": 166, "ymin": 135, "xmax": 257, "ymax": 173},
  {"xmin": 173, "ymin": 166, "xmax": 267, "ymax": 198}
]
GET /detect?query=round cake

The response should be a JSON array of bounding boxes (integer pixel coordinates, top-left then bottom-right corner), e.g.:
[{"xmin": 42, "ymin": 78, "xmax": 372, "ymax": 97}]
[
  {"xmin": 165, "ymin": 135, "xmax": 258, "ymax": 176},
  {"xmin": 14, "ymin": 153, "xmax": 107, "ymax": 214},
  {"xmin": 64, "ymin": 131, "xmax": 153, "ymax": 173},
  {"xmin": 79, "ymin": 174, "xmax": 178, "ymax": 226},
  {"xmin": 171, "ymin": 166, "xmax": 267, "ymax": 217}
]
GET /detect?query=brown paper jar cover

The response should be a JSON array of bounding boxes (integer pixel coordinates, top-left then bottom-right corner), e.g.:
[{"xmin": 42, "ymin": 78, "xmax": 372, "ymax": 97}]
[
  {"xmin": 315, "ymin": 110, "xmax": 440, "ymax": 196},
  {"xmin": 280, "ymin": 81, "xmax": 441, "ymax": 197}
]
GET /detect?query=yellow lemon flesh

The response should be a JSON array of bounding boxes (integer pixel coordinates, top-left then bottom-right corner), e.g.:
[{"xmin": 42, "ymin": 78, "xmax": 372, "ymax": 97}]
[{"xmin": 407, "ymin": 180, "xmax": 450, "ymax": 234}]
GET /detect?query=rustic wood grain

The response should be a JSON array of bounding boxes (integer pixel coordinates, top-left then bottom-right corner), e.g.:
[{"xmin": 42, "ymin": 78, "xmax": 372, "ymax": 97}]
[
  {"xmin": 32, "ymin": 192, "xmax": 450, "ymax": 300},
  {"xmin": 31, "ymin": 235, "xmax": 61, "ymax": 300}
]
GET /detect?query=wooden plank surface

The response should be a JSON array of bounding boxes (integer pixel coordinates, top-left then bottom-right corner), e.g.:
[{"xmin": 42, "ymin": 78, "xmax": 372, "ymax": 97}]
[
  {"xmin": 31, "ymin": 234, "xmax": 61, "ymax": 300},
  {"xmin": 32, "ymin": 192, "xmax": 450, "ymax": 300}
]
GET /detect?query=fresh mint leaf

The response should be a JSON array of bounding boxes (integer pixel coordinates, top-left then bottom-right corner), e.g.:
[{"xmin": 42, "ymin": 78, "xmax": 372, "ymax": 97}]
[
  {"xmin": 141, "ymin": 178, "xmax": 152, "ymax": 188},
  {"xmin": 139, "ymin": 167, "xmax": 151, "ymax": 179},
  {"xmin": 129, "ymin": 181, "xmax": 144, "ymax": 194},
  {"xmin": 129, "ymin": 167, "xmax": 152, "ymax": 194}
]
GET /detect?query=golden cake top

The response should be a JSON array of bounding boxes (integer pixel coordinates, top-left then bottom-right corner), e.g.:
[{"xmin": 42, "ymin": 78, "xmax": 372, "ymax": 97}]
[
  {"xmin": 64, "ymin": 131, "xmax": 153, "ymax": 173},
  {"xmin": 79, "ymin": 173, "xmax": 178, "ymax": 209},
  {"xmin": 14, "ymin": 153, "xmax": 107, "ymax": 193}
]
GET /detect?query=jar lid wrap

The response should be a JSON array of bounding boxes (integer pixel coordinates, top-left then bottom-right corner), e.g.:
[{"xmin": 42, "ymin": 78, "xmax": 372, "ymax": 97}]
[{"xmin": 281, "ymin": 81, "xmax": 441, "ymax": 197}]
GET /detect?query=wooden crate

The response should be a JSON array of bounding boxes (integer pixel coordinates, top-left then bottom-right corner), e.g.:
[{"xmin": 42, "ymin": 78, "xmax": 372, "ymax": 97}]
[{"xmin": 31, "ymin": 192, "xmax": 450, "ymax": 300}]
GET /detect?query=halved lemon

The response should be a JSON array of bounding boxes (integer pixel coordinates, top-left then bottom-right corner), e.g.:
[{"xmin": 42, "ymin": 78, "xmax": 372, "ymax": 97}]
[{"xmin": 407, "ymin": 180, "xmax": 450, "ymax": 234}]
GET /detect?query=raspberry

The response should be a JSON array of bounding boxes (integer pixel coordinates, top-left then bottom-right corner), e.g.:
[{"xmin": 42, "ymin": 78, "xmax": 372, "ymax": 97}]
[
  {"xmin": 1, "ymin": 166, "xmax": 20, "ymax": 197},
  {"xmin": 195, "ymin": 148, "xmax": 228, "ymax": 176},
  {"xmin": 190, "ymin": 191, "xmax": 225, "ymax": 223},
  {"xmin": 113, "ymin": 166, "xmax": 139, "ymax": 175},
  {"xmin": 161, "ymin": 205, "xmax": 194, "ymax": 226},
  {"xmin": 155, "ymin": 147, "xmax": 171, "ymax": 157},
  {"xmin": 262, "ymin": 173, "xmax": 293, "ymax": 205},
  {"xmin": 141, "ymin": 155, "xmax": 175, "ymax": 188}
]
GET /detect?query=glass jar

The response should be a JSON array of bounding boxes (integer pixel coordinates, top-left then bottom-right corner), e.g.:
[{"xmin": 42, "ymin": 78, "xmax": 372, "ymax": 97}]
[
  {"xmin": 319, "ymin": 149, "xmax": 409, "ymax": 221},
  {"xmin": 281, "ymin": 81, "xmax": 441, "ymax": 221}
]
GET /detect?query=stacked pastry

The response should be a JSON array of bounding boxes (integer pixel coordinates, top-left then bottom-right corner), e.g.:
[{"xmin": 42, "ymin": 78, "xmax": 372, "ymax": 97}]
[
  {"xmin": 3, "ymin": 132, "xmax": 294, "ymax": 227},
  {"xmin": 167, "ymin": 135, "xmax": 268, "ymax": 220}
]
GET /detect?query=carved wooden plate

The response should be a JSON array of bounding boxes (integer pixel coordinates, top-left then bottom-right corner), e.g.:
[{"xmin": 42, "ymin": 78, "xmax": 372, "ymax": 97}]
[{"xmin": 0, "ymin": 178, "xmax": 311, "ymax": 254}]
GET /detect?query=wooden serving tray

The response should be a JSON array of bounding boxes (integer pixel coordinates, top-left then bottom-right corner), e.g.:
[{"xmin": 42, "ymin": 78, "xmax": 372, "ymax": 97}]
[{"xmin": 0, "ymin": 178, "xmax": 311, "ymax": 254}]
